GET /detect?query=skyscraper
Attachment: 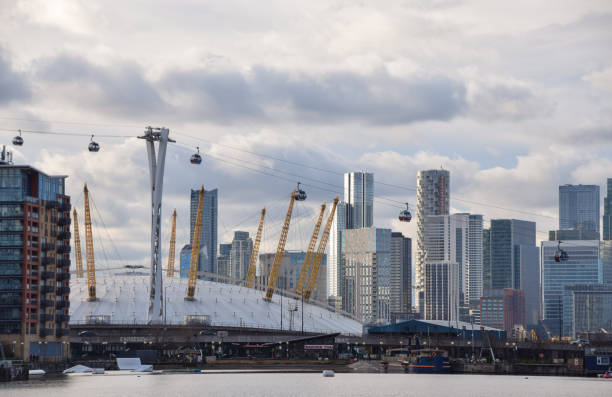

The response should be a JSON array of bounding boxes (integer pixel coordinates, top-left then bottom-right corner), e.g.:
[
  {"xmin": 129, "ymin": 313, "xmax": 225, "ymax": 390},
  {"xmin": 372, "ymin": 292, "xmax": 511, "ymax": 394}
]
[
  {"xmin": 416, "ymin": 169, "xmax": 450, "ymax": 311},
  {"xmin": 559, "ymin": 184, "xmax": 600, "ymax": 234},
  {"xmin": 390, "ymin": 232, "xmax": 412, "ymax": 318},
  {"xmin": 604, "ymin": 178, "xmax": 612, "ymax": 240},
  {"xmin": 327, "ymin": 201, "xmax": 347, "ymax": 307},
  {"xmin": 189, "ymin": 188, "xmax": 218, "ymax": 275},
  {"xmin": 217, "ymin": 243, "xmax": 232, "ymax": 280},
  {"xmin": 489, "ymin": 219, "xmax": 536, "ymax": 290},
  {"xmin": 344, "ymin": 172, "xmax": 374, "ymax": 229},
  {"xmin": 229, "ymin": 231, "xmax": 253, "ymax": 281},
  {"xmin": 424, "ymin": 262, "xmax": 458, "ymax": 322},
  {"xmin": 467, "ymin": 214, "xmax": 484, "ymax": 305}
]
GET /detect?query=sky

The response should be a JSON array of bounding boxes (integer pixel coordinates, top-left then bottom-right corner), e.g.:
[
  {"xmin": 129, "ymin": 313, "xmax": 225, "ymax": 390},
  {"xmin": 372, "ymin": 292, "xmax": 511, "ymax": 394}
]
[{"xmin": 0, "ymin": 0, "xmax": 611, "ymax": 269}]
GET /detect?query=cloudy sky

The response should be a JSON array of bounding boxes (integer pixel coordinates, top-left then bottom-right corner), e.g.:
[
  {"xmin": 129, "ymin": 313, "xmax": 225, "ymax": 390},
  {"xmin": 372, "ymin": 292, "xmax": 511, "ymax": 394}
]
[{"xmin": 0, "ymin": 0, "xmax": 611, "ymax": 269}]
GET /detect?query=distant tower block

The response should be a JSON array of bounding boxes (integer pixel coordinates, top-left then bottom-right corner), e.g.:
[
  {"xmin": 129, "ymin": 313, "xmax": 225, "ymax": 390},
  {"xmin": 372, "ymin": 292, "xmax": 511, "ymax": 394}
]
[{"xmin": 138, "ymin": 127, "xmax": 174, "ymax": 324}]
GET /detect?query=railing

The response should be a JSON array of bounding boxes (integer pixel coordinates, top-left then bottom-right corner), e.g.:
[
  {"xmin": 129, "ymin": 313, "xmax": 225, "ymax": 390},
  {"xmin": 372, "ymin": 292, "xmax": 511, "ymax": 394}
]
[
  {"xmin": 56, "ymin": 300, "xmax": 70, "ymax": 308},
  {"xmin": 57, "ymin": 231, "xmax": 71, "ymax": 240},
  {"xmin": 39, "ymin": 299, "xmax": 54, "ymax": 308},
  {"xmin": 56, "ymin": 272, "xmax": 70, "ymax": 281},
  {"xmin": 56, "ymin": 244, "xmax": 71, "ymax": 253},
  {"xmin": 40, "ymin": 271, "xmax": 55, "ymax": 279},
  {"xmin": 41, "ymin": 257, "xmax": 55, "ymax": 265},
  {"xmin": 57, "ymin": 217, "xmax": 71, "ymax": 226},
  {"xmin": 40, "ymin": 285, "xmax": 54, "ymax": 293},
  {"xmin": 55, "ymin": 314, "xmax": 70, "ymax": 322},
  {"xmin": 58, "ymin": 202, "xmax": 71, "ymax": 212},
  {"xmin": 57, "ymin": 258, "xmax": 71, "ymax": 267},
  {"xmin": 45, "ymin": 200, "xmax": 58, "ymax": 209},
  {"xmin": 39, "ymin": 313, "xmax": 54, "ymax": 322},
  {"xmin": 40, "ymin": 243, "xmax": 54, "ymax": 251},
  {"xmin": 56, "ymin": 286, "xmax": 70, "ymax": 295}
]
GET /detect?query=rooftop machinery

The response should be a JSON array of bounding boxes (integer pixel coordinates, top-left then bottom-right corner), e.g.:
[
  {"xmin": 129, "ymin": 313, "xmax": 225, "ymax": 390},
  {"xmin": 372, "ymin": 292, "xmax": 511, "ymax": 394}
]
[
  {"xmin": 245, "ymin": 208, "xmax": 266, "ymax": 288},
  {"xmin": 73, "ymin": 208, "xmax": 84, "ymax": 278},
  {"xmin": 186, "ymin": 186, "xmax": 204, "ymax": 300},
  {"xmin": 166, "ymin": 209, "xmax": 177, "ymax": 277},
  {"xmin": 303, "ymin": 197, "xmax": 338, "ymax": 302},
  {"xmin": 294, "ymin": 203, "xmax": 326, "ymax": 296},
  {"xmin": 264, "ymin": 184, "xmax": 306, "ymax": 301},
  {"xmin": 83, "ymin": 183, "xmax": 97, "ymax": 301}
]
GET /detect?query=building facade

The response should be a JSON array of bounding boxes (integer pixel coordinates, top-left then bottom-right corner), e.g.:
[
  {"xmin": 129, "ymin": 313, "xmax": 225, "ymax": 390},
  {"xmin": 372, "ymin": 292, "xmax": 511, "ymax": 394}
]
[
  {"xmin": 559, "ymin": 184, "xmax": 600, "ymax": 235},
  {"xmin": 604, "ymin": 179, "xmax": 612, "ymax": 241},
  {"xmin": 562, "ymin": 283, "xmax": 612, "ymax": 339},
  {"xmin": 229, "ymin": 231, "xmax": 253, "ymax": 282},
  {"xmin": 342, "ymin": 227, "xmax": 391, "ymax": 324},
  {"xmin": 602, "ymin": 240, "xmax": 612, "ymax": 285},
  {"xmin": 327, "ymin": 201, "xmax": 347, "ymax": 309},
  {"xmin": 343, "ymin": 172, "xmax": 374, "ymax": 229},
  {"xmin": 548, "ymin": 229, "xmax": 600, "ymax": 241},
  {"xmin": 480, "ymin": 289, "xmax": 525, "ymax": 334},
  {"xmin": 424, "ymin": 262, "xmax": 458, "ymax": 322},
  {"xmin": 467, "ymin": 215, "xmax": 484, "ymax": 306},
  {"xmin": 416, "ymin": 169, "xmax": 450, "ymax": 312},
  {"xmin": 519, "ymin": 245, "xmax": 540, "ymax": 326},
  {"xmin": 489, "ymin": 219, "xmax": 536, "ymax": 290},
  {"xmin": 390, "ymin": 232, "xmax": 411, "ymax": 318},
  {"xmin": 217, "ymin": 243, "xmax": 232, "ymax": 280},
  {"xmin": 189, "ymin": 188, "xmax": 217, "ymax": 275},
  {"xmin": 540, "ymin": 240, "xmax": 601, "ymax": 337},
  {"xmin": 0, "ymin": 163, "xmax": 71, "ymax": 361}
]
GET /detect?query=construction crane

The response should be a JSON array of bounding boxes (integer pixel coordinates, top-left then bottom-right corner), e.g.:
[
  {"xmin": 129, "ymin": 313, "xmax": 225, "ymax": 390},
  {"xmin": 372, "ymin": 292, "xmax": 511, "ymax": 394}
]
[
  {"xmin": 264, "ymin": 187, "xmax": 302, "ymax": 301},
  {"xmin": 186, "ymin": 186, "xmax": 204, "ymax": 300},
  {"xmin": 83, "ymin": 183, "xmax": 96, "ymax": 301},
  {"xmin": 73, "ymin": 208, "xmax": 84, "ymax": 278},
  {"xmin": 245, "ymin": 208, "xmax": 265, "ymax": 288},
  {"xmin": 303, "ymin": 197, "xmax": 338, "ymax": 302},
  {"xmin": 294, "ymin": 203, "xmax": 326, "ymax": 296},
  {"xmin": 166, "ymin": 209, "xmax": 177, "ymax": 277}
]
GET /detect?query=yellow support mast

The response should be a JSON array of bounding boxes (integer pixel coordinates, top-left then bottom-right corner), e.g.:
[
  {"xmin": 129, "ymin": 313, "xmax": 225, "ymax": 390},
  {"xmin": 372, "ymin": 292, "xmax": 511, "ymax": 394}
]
[
  {"xmin": 303, "ymin": 197, "xmax": 338, "ymax": 302},
  {"xmin": 264, "ymin": 192, "xmax": 296, "ymax": 301},
  {"xmin": 72, "ymin": 208, "xmax": 84, "ymax": 278},
  {"xmin": 294, "ymin": 203, "xmax": 326, "ymax": 296},
  {"xmin": 245, "ymin": 208, "xmax": 265, "ymax": 288},
  {"xmin": 186, "ymin": 186, "xmax": 204, "ymax": 300},
  {"xmin": 166, "ymin": 209, "xmax": 177, "ymax": 277},
  {"xmin": 83, "ymin": 184, "xmax": 96, "ymax": 301}
]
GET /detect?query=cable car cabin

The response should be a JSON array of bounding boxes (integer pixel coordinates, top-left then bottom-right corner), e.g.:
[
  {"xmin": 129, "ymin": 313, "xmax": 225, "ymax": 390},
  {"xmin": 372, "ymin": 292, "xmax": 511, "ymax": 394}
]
[
  {"xmin": 12, "ymin": 135, "xmax": 23, "ymax": 146},
  {"xmin": 294, "ymin": 183, "xmax": 307, "ymax": 201},
  {"xmin": 554, "ymin": 249, "xmax": 569, "ymax": 262},
  {"xmin": 190, "ymin": 153, "xmax": 202, "ymax": 164},
  {"xmin": 88, "ymin": 141, "xmax": 100, "ymax": 152},
  {"xmin": 399, "ymin": 209, "xmax": 412, "ymax": 222}
]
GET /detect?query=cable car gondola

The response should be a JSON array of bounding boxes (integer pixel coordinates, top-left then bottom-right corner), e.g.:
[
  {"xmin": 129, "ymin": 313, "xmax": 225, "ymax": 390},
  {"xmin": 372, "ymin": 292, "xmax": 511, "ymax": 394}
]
[
  {"xmin": 554, "ymin": 240, "xmax": 568, "ymax": 262},
  {"xmin": 88, "ymin": 134, "xmax": 100, "ymax": 152},
  {"xmin": 190, "ymin": 147, "xmax": 202, "ymax": 165},
  {"xmin": 12, "ymin": 130, "xmax": 23, "ymax": 146},
  {"xmin": 399, "ymin": 202, "xmax": 412, "ymax": 222},
  {"xmin": 293, "ymin": 182, "xmax": 307, "ymax": 201}
]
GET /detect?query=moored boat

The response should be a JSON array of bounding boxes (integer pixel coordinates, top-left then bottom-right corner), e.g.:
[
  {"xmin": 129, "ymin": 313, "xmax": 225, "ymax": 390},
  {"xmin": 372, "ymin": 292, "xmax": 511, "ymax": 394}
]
[{"xmin": 405, "ymin": 349, "xmax": 451, "ymax": 374}]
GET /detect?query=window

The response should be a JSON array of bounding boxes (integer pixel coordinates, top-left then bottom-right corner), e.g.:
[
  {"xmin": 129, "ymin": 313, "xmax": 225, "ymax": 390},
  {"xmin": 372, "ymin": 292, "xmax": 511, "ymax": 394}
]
[{"xmin": 597, "ymin": 356, "xmax": 610, "ymax": 366}]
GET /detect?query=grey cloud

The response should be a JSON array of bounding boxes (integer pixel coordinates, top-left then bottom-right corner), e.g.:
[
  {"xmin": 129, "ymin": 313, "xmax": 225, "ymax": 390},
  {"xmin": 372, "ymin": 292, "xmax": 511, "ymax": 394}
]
[
  {"xmin": 468, "ymin": 81, "xmax": 554, "ymax": 121},
  {"xmin": 0, "ymin": 52, "xmax": 30, "ymax": 104},
  {"xmin": 36, "ymin": 54, "xmax": 167, "ymax": 117}
]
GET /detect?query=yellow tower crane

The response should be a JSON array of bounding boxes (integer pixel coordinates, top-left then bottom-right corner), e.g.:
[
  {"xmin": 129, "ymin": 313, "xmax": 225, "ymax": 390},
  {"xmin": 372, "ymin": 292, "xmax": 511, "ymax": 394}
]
[
  {"xmin": 294, "ymin": 203, "xmax": 326, "ymax": 296},
  {"xmin": 83, "ymin": 183, "xmax": 96, "ymax": 301},
  {"xmin": 303, "ymin": 197, "xmax": 338, "ymax": 302},
  {"xmin": 264, "ymin": 190, "xmax": 298, "ymax": 301},
  {"xmin": 72, "ymin": 208, "xmax": 84, "ymax": 278},
  {"xmin": 166, "ymin": 209, "xmax": 177, "ymax": 277},
  {"xmin": 186, "ymin": 186, "xmax": 204, "ymax": 300},
  {"xmin": 245, "ymin": 208, "xmax": 265, "ymax": 288}
]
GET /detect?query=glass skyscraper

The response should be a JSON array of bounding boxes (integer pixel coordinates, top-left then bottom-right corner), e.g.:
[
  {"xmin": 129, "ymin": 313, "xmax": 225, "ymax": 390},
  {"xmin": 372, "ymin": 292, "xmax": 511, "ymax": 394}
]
[
  {"xmin": 489, "ymin": 219, "xmax": 535, "ymax": 290},
  {"xmin": 559, "ymin": 184, "xmax": 600, "ymax": 234},
  {"xmin": 604, "ymin": 178, "xmax": 611, "ymax": 240},
  {"xmin": 343, "ymin": 172, "xmax": 374, "ymax": 229},
  {"xmin": 189, "ymin": 188, "xmax": 218, "ymax": 275}
]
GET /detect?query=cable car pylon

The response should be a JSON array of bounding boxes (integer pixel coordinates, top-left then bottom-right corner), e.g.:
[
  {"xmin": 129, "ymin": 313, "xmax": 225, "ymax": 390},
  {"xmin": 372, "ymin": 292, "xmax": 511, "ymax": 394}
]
[
  {"xmin": 83, "ymin": 183, "xmax": 96, "ymax": 301},
  {"xmin": 245, "ymin": 208, "xmax": 265, "ymax": 288},
  {"xmin": 186, "ymin": 186, "xmax": 204, "ymax": 300},
  {"xmin": 295, "ymin": 203, "xmax": 326, "ymax": 296},
  {"xmin": 166, "ymin": 209, "xmax": 177, "ymax": 277}
]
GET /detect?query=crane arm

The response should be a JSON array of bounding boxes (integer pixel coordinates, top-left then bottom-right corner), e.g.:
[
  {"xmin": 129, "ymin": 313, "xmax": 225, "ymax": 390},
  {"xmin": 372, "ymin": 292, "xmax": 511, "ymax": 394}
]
[
  {"xmin": 303, "ymin": 197, "xmax": 338, "ymax": 302},
  {"xmin": 166, "ymin": 209, "xmax": 177, "ymax": 277},
  {"xmin": 83, "ymin": 184, "xmax": 96, "ymax": 301},
  {"xmin": 73, "ymin": 208, "xmax": 84, "ymax": 278},
  {"xmin": 295, "ymin": 203, "xmax": 326, "ymax": 296},
  {"xmin": 264, "ymin": 192, "xmax": 296, "ymax": 301},
  {"xmin": 186, "ymin": 186, "xmax": 204, "ymax": 300},
  {"xmin": 245, "ymin": 208, "xmax": 265, "ymax": 288}
]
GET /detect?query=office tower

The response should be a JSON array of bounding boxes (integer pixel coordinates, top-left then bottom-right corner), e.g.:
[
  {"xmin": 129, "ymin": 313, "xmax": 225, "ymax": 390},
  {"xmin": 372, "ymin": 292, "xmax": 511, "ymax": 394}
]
[
  {"xmin": 548, "ymin": 229, "xmax": 600, "ymax": 241},
  {"xmin": 390, "ymin": 232, "xmax": 412, "ymax": 318},
  {"xmin": 342, "ymin": 227, "xmax": 391, "ymax": 324},
  {"xmin": 604, "ymin": 179, "xmax": 612, "ymax": 240},
  {"xmin": 416, "ymin": 169, "xmax": 450, "ymax": 311},
  {"xmin": 189, "ymin": 188, "xmax": 218, "ymax": 275},
  {"xmin": 229, "ymin": 231, "xmax": 253, "ymax": 281},
  {"xmin": 217, "ymin": 243, "xmax": 232, "ymax": 280},
  {"xmin": 482, "ymin": 228, "xmax": 491, "ymax": 290},
  {"xmin": 562, "ymin": 284, "xmax": 612, "ymax": 339},
  {"xmin": 489, "ymin": 219, "xmax": 536, "ymax": 289},
  {"xmin": 344, "ymin": 172, "xmax": 374, "ymax": 229},
  {"xmin": 559, "ymin": 184, "xmax": 600, "ymax": 234},
  {"xmin": 327, "ymin": 201, "xmax": 347, "ymax": 309},
  {"xmin": 602, "ymin": 241, "xmax": 612, "ymax": 285},
  {"xmin": 422, "ymin": 214, "xmax": 468, "ymax": 308},
  {"xmin": 519, "ymin": 245, "xmax": 540, "ymax": 326},
  {"xmin": 258, "ymin": 251, "xmax": 327, "ymax": 303},
  {"xmin": 424, "ymin": 262, "xmax": 459, "ymax": 322},
  {"xmin": 541, "ymin": 240, "xmax": 601, "ymax": 337},
  {"xmin": 480, "ymin": 289, "xmax": 525, "ymax": 333},
  {"xmin": 468, "ymin": 215, "xmax": 484, "ymax": 306},
  {"xmin": 0, "ymin": 160, "xmax": 71, "ymax": 361}
]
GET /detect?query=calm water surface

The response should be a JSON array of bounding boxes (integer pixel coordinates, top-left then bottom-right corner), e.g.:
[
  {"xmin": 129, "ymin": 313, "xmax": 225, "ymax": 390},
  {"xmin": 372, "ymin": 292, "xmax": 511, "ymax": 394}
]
[{"xmin": 1, "ymin": 373, "xmax": 610, "ymax": 397}]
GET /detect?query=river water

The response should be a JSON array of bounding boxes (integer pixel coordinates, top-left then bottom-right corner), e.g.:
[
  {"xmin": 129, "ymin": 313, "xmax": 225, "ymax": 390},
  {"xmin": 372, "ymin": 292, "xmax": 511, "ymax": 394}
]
[{"xmin": 1, "ymin": 372, "xmax": 609, "ymax": 397}]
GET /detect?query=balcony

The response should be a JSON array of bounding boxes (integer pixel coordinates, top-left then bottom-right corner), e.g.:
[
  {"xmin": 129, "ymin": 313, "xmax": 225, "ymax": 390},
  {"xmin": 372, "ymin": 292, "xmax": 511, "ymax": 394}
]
[
  {"xmin": 40, "ymin": 271, "xmax": 55, "ymax": 280},
  {"xmin": 56, "ymin": 244, "xmax": 71, "ymax": 253},
  {"xmin": 55, "ymin": 314, "xmax": 70, "ymax": 322},
  {"xmin": 39, "ymin": 328, "xmax": 53, "ymax": 337},
  {"xmin": 57, "ymin": 217, "xmax": 71, "ymax": 226},
  {"xmin": 41, "ymin": 257, "xmax": 55, "ymax": 265},
  {"xmin": 45, "ymin": 200, "xmax": 58, "ymax": 209},
  {"xmin": 57, "ymin": 258, "xmax": 70, "ymax": 267},
  {"xmin": 40, "ymin": 285, "xmax": 54, "ymax": 293},
  {"xmin": 39, "ymin": 299, "xmax": 54, "ymax": 308},
  {"xmin": 55, "ymin": 272, "xmax": 70, "ymax": 281},
  {"xmin": 58, "ymin": 202, "xmax": 71, "ymax": 212},
  {"xmin": 56, "ymin": 300, "xmax": 70, "ymax": 309},
  {"xmin": 40, "ymin": 243, "xmax": 54, "ymax": 251},
  {"xmin": 57, "ymin": 231, "xmax": 71, "ymax": 240},
  {"xmin": 39, "ymin": 313, "xmax": 54, "ymax": 322},
  {"xmin": 56, "ymin": 286, "xmax": 70, "ymax": 295},
  {"xmin": 55, "ymin": 328, "xmax": 67, "ymax": 337}
]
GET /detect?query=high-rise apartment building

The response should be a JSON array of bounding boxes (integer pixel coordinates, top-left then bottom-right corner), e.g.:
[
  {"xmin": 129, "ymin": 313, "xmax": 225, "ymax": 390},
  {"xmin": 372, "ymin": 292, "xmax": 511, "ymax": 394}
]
[
  {"xmin": 467, "ymin": 215, "xmax": 484, "ymax": 305},
  {"xmin": 424, "ymin": 262, "xmax": 458, "ymax": 322},
  {"xmin": 540, "ymin": 240, "xmax": 601, "ymax": 337},
  {"xmin": 416, "ymin": 169, "xmax": 449, "ymax": 311},
  {"xmin": 342, "ymin": 227, "xmax": 391, "ymax": 324},
  {"xmin": 327, "ymin": 201, "xmax": 347, "ymax": 308},
  {"xmin": 390, "ymin": 232, "xmax": 411, "ymax": 317},
  {"xmin": 0, "ymin": 160, "xmax": 71, "ymax": 361},
  {"xmin": 604, "ymin": 179, "xmax": 612, "ymax": 240},
  {"xmin": 483, "ymin": 228, "xmax": 491, "ymax": 290},
  {"xmin": 344, "ymin": 172, "xmax": 374, "ymax": 229},
  {"xmin": 559, "ymin": 184, "xmax": 600, "ymax": 234},
  {"xmin": 229, "ymin": 231, "xmax": 253, "ymax": 281},
  {"xmin": 480, "ymin": 289, "xmax": 525, "ymax": 333},
  {"xmin": 189, "ymin": 188, "xmax": 217, "ymax": 275},
  {"xmin": 217, "ymin": 243, "xmax": 232, "ymax": 280}
]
